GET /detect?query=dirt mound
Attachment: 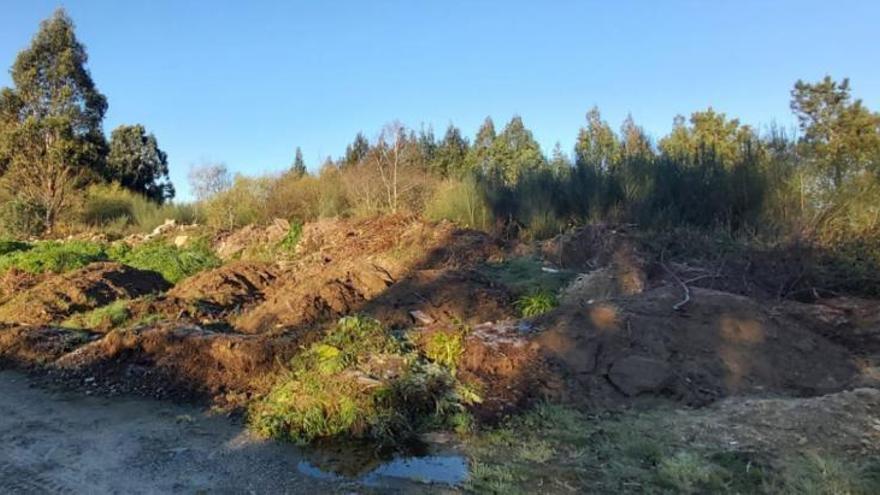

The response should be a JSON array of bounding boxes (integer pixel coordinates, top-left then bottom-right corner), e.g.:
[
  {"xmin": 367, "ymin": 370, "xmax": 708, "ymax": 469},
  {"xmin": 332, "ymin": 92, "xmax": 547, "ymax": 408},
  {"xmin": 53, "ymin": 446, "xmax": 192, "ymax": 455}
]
[
  {"xmin": 0, "ymin": 268, "xmax": 43, "ymax": 304},
  {"xmin": 534, "ymin": 285, "xmax": 862, "ymax": 408},
  {"xmin": 295, "ymin": 215, "xmax": 502, "ymax": 268},
  {"xmin": 233, "ymin": 216, "xmax": 507, "ymax": 334},
  {"xmin": 168, "ymin": 261, "xmax": 279, "ymax": 312},
  {"xmin": 213, "ymin": 219, "xmax": 291, "ymax": 260},
  {"xmin": 679, "ymin": 387, "xmax": 880, "ymax": 457},
  {"xmin": 234, "ymin": 261, "xmax": 397, "ymax": 333},
  {"xmin": 0, "ymin": 263, "xmax": 171, "ymax": 326},
  {"xmin": 51, "ymin": 325, "xmax": 302, "ymax": 404},
  {"xmin": 0, "ymin": 326, "xmax": 96, "ymax": 367}
]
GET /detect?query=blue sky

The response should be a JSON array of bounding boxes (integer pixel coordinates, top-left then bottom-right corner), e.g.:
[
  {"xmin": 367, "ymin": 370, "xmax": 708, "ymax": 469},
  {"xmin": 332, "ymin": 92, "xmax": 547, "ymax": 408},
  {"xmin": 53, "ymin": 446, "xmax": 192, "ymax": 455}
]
[{"xmin": 1, "ymin": 1, "xmax": 878, "ymax": 200}]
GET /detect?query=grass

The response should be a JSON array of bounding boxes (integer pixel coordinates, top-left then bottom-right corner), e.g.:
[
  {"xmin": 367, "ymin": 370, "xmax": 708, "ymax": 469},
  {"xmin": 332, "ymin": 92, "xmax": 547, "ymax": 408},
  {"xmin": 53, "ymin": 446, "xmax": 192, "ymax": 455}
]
[
  {"xmin": 465, "ymin": 403, "xmax": 880, "ymax": 494},
  {"xmin": 0, "ymin": 240, "xmax": 107, "ymax": 275},
  {"xmin": 423, "ymin": 328, "xmax": 467, "ymax": 373},
  {"xmin": 63, "ymin": 299, "xmax": 131, "ymax": 330},
  {"xmin": 248, "ymin": 315, "xmax": 477, "ymax": 445},
  {"xmin": 479, "ymin": 256, "xmax": 575, "ymax": 296},
  {"xmin": 515, "ymin": 291, "xmax": 558, "ymax": 317},
  {"xmin": 108, "ymin": 239, "xmax": 221, "ymax": 284}
]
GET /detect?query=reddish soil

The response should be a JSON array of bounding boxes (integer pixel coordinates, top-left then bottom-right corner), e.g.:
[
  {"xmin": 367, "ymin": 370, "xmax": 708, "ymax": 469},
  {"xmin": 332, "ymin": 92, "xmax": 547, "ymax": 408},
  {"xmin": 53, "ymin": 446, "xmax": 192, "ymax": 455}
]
[
  {"xmin": 49, "ymin": 324, "xmax": 303, "ymax": 405},
  {"xmin": 0, "ymin": 263, "xmax": 170, "ymax": 326}
]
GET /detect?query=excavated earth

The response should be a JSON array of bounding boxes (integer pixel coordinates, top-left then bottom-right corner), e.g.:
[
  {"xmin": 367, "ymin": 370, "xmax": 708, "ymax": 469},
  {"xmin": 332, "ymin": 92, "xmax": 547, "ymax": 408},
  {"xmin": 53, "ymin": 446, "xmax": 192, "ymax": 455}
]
[{"xmin": 0, "ymin": 216, "xmax": 877, "ymax": 430}]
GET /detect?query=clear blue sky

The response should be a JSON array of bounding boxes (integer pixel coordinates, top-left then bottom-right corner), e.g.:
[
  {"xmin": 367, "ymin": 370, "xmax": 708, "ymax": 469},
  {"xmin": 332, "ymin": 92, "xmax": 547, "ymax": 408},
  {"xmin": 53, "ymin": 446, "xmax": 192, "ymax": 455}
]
[{"xmin": 1, "ymin": 1, "xmax": 878, "ymax": 200}]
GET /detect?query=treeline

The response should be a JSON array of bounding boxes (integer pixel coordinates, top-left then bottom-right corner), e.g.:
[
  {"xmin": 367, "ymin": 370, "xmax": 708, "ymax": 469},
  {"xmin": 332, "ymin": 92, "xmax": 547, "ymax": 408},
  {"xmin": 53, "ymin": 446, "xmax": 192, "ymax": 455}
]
[
  {"xmin": 2, "ymin": 8, "xmax": 879, "ymax": 262},
  {"xmin": 0, "ymin": 10, "xmax": 174, "ymax": 235},
  {"xmin": 197, "ymin": 77, "xmax": 879, "ymax": 249}
]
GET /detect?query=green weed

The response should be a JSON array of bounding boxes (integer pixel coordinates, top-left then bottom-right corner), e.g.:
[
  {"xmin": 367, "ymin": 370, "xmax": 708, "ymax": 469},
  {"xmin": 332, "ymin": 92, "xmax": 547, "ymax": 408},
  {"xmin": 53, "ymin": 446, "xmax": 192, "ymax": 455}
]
[
  {"xmin": 63, "ymin": 299, "xmax": 131, "ymax": 330},
  {"xmin": 0, "ymin": 240, "xmax": 107, "ymax": 275},
  {"xmin": 515, "ymin": 291, "xmax": 558, "ymax": 317},
  {"xmin": 423, "ymin": 329, "xmax": 467, "ymax": 373},
  {"xmin": 108, "ymin": 239, "xmax": 220, "ymax": 284}
]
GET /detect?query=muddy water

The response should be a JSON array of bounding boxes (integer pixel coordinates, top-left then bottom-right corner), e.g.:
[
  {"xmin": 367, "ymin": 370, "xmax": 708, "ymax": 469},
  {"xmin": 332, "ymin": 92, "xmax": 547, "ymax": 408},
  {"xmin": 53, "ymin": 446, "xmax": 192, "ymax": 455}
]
[{"xmin": 0, "ymin": 370, "xmax": 467, "ymax": 494}]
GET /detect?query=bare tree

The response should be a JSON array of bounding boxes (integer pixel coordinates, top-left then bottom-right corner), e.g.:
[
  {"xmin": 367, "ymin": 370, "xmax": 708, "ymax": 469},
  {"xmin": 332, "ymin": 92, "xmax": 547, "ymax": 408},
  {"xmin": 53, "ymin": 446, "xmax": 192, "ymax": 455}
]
[
  {"xmin": 374, "ymin": 121, "xmax": 424, "ymax": 213},
  {"xmin": 188, "ymin": 162, "xmax": 231, "ymax": 201}
]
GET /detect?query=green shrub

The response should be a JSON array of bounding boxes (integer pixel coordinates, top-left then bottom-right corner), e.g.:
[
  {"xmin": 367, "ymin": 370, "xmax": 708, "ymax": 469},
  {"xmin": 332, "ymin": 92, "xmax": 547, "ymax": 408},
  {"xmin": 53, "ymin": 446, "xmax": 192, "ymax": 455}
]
[
  {"xmin": 83, "ymin": 184, "xmax": 203, "ymax": 234},
  {"xmin": 0, "ymin": 199, "xmax": 47, "ymax": 237},
  {"xmin": 277, "ymin": 221, "xmax": 303, "ymax": 253},
  {"xmin": 425, "ymin": 177, "xmax": 493, "ymax": 231},
  {"xmin": 109, "ymin": 239, "xmax": 220, "ymax": 284},
  {"xmin": 0, "ymin": 240, "xmax": 107, "ymax": 275},
  {"xmin": 424, "ymin": 329, "xmax": 466, "ymax": 373},
  {"xmin": 515, "ymin": 291, "xmax": 558, "ymax": 317},
  {"xmin": 249, "ymin": 315, "xmax": 474, "ymax": 445}
]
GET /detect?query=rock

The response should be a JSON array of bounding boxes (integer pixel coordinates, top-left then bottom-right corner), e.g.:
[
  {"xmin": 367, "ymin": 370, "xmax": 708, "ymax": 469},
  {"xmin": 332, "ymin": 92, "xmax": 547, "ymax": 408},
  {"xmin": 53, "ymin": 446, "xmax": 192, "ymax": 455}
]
[
  {"xmin": 173, "ymin": 235, "xmax": 189, "ymax": 248},
  {"xmin": 152, "ymin": 219, "xmax": 177, "ymax": 236},
  {"xmin": 607, "ymin": 355, "xmax": 673, "ymax": 397},
  {"xmin": 410, "ymin": 310, "xmax": 434, "ymax": 325}
]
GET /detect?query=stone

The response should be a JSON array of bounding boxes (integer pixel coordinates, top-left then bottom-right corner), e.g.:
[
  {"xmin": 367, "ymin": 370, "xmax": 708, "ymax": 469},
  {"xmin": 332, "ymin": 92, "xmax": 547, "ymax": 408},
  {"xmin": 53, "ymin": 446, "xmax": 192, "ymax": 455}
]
[{"xmin": 607, "ymin": 355, "xmax": 673, "ymax": 396}]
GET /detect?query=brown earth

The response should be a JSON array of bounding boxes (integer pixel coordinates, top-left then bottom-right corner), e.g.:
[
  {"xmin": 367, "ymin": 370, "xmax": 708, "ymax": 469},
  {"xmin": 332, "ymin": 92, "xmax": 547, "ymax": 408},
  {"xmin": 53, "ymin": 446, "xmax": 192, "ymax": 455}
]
[
  {"xmin": 48, "ymin": 324, "xmax": 303, "ymax": 406},
  {"xmin": 532, "ymin": 285, "xmax": 868, "ymax": 409},
  {"xmin": 0, "ymin": 262, "xmax": 170, "ymax": 326},
  {"xmin": 0, "ymin": 219, "xmax": 877, "ymax": 435}
]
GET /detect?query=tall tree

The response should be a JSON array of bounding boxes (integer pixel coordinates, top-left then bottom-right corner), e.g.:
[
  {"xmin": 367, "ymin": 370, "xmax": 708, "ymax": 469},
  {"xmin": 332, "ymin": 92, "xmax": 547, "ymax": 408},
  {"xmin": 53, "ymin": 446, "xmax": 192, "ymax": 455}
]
[
  {"xmin": 575, "ymin": 107, "xmax": 619, "ymax": 172},
  {"xmin": 466, "ymin": 117, "xmax": 497, "ymax": 173},
  {"xmin": 343, "ymin": 132, "xmax": 370, "ymax": 167},
  {"xmin": 0, "ymin": 9, "xmax": 108, "ymax": 232},
  {"xmin": 432, "ymin": 124, "xmax": 469, "ymax": 177},
  {"xmin": 791, "ymin": 76, "xmax": 880, "ymax": 188},
  {"xmin": 188, "ymin": 162, "xmax": 231, "ymax": 201},
  {"xmin": 106, "ymin": 124, "xmax": 174, "ymax": 202},
  {"xmin": 291, "ymin": 146, "xmax": 307, "ymax": 177},
  {"xmin": 491, "ymin": 115, "xmax": 545, "ymax": 183}
]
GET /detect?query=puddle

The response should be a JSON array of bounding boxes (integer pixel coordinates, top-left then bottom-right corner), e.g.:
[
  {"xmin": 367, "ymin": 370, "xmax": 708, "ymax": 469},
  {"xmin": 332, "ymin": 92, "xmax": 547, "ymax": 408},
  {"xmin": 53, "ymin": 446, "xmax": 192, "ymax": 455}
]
[{"xmin": 296, "ymin": 441, "xmax": 469, "ymax": 488}]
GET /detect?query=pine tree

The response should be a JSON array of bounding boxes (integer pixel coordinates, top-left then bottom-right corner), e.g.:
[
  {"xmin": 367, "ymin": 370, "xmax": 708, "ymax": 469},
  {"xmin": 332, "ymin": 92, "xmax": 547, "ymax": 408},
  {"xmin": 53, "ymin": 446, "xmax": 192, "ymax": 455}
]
[
  {"xmin": 466, "ymin": 117, "xmax": 497, "ymax": 173},
  {"xmin": 432, "ymin": 124, "xmax": 470, "ymax": 177},
  {"xmin": 291, "ymin": 146, "xmax": 307, "ymax": 177}
]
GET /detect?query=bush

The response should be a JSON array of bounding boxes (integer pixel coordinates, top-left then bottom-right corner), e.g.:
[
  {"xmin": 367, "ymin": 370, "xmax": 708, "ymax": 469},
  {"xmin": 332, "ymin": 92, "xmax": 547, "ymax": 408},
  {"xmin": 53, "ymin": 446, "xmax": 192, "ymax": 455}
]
[
  {"xmin": 109, "ymin": 240, "xmax": 220, "ymax": 284},
  {"xmin": 249, "ymin": 315, "xmax": 474, "ymax": 445},
  {"xmin": 0, "ymin": 198, "xmax": 47, "ymax": 237},
  {"xmin": 0, "ymin": 240, "xmax": 107, "ymax": 275},
  {"xmin": 82, "ymin": 184, "xmax": 203, "ymax": 234},
  {"xmin": 0, "ymin": 240, "xmax": 31, "ymax": 256},
  {"xmin": 425, "ymin": 177, "xmax": 493, "ymax": 231}
]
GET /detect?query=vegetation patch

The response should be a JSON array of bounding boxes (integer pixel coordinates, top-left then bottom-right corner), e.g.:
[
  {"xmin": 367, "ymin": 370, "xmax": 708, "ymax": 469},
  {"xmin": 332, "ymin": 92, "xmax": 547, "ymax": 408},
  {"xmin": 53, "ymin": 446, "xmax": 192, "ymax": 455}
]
[
  {"xmin": 515, "ymin": 291, "xmax": 558, "ymax": 317},
  {"xmin": 248, "ymin": 315, "xmax": 477, "ymax": 445},
  {"xmin": 63, "ymin": 299, "xmax": 132, "ymax": 331},
  {"xmin": 0, "ymin": 240, "xmax": 107, "ymax": 275},
  {"xmin": 479, "ymin": 256, "xmax": 575, "ymax": 296},
  {"xmin": 466, "ymin": 403, "xmax": 880, "ymax": 494},
  {"xmin": 108, "ymin": 240, "xmax": 221, "ymax": 284}
]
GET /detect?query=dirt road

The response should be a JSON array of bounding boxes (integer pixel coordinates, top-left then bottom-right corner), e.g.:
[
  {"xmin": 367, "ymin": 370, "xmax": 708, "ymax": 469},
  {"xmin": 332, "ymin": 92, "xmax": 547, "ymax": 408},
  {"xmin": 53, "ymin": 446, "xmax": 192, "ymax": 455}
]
[{"xmin": 0, "ymin": 370, "xmax": 460, "ymax": 494}]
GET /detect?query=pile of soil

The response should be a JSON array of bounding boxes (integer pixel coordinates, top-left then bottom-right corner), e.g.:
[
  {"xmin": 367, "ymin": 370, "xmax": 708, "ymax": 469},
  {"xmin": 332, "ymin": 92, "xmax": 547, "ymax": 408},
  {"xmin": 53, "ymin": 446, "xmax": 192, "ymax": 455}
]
[
  {"xmin": 213, "ymin": 218, "xmax": 291, "ymax": 260},
  {"xmin": 0, "ymin": 268, "xmax": 43, "ymax": 305},
  {"xmin": 0, "ymin": 326, "xmax": 96, "ymax": 368},
  {"xmin": 533, "ymin": 285, "xmax": 863, "ymax": 408},
  {"xmin": 0, "ymin": 263, "xmax": 170, "ymax": 326},
  {"xmin": 166, "ymin": 261, "xmax": 280, "ymax": 314},
  {"xmin": 232, "ymin": 216, "xmax": 508, "ymax": 333},
  {"xmin": 50, "ymin": 324, "xmax": 302, "ymax": 404}
]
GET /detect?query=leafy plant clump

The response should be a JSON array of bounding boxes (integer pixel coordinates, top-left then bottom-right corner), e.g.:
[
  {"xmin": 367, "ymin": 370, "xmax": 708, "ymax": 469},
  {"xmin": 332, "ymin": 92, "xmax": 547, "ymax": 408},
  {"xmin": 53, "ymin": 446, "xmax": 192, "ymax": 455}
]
[
  {"xmin": 515, "ymin": 291, "xmax": 558, "ymax": 317},
  {"xmin": 0, "ymin": 240, "xmax": 107, "ymax": 275},
  {"xmin": 108, "ymin": 239, "xmax": 221, "ymax": 284},
  {"xmin": 63, "ymin": 299, "xmax": 131, "ymax": 330},
  {"xmin": 0, "ymin": 240, "xmax": 31, "ymax": 256},
  {"xmin": 277, "ymin": 221, "xmax": 303, "ymax": 253},
  {"xmin": 249, "ymin": 315, "xmax": 476, "ymax": 445},
  {"xmin": 423, "ymin": 328, "xmax": 467, "ymax": 373}
]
